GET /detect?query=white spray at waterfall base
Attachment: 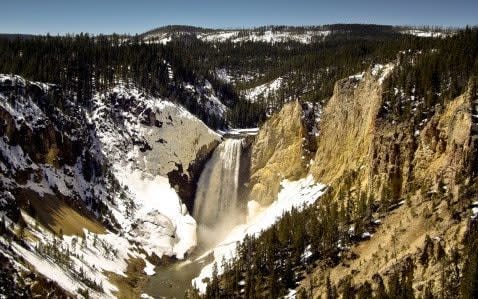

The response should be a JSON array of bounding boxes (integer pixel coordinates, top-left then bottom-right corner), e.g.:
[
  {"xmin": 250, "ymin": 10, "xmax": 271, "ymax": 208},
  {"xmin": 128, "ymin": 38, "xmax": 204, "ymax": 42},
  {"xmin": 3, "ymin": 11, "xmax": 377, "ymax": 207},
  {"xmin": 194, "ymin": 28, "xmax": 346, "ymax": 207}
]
[{"xmin": 192, "ymin": 175, "xmax": 327, "ymax": 293}]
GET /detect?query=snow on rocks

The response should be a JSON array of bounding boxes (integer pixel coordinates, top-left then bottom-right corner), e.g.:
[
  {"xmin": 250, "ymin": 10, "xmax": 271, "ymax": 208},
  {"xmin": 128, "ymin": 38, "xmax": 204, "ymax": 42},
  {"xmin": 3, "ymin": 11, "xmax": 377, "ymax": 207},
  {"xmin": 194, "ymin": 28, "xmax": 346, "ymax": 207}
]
[
  {"xmin": 89, "ymin": 84, "xmax": 220, "ymax": 259},
  {"xmin": 301, "ymin": 244, "xmax": 313, "ymax": 263},
  {"xmin": 361, "ymin": 232, "xmax": 372, "ymax": 239},
  {"xmin": 0, "ymin": 74, "xmax": 26, "ymax": 87},
  {"xmin": 113, "ymin": 167, "xmax": 198, "ymax": 259},
  {"xmin": 198, "ymin": 80, "xmax": 228, "ymax": 117},
  {"xmin": 371, "ymin": 63, "xmax": 395, "ymax": 85},
  {"xmin": 349, "ymin": 72, "xmax": 365, "ymax": 81},
  {"xmin": 0, "ymin": 88, "xmax": 48, "ymax": 130},
  {"xmin": 143, "ymin": 259, "xmax": 156, "ymax": 276},
  {"xmin": 348, "ymin": 63, "xmax": 394, "ymax": 87},
  {"xmin": 472, "ymin": 207, "xmax": 478, "ymax": 219},
  {"xmin": 215, "ymin": 68, "xmax": 233, "ymax": 83},
  {"xmin": 0, "ymin": 138, "xmax": 32, "ymax": 172},
  {"xmin": 243, "ymin": 77, "xmax": 283, "ymax": 102}
]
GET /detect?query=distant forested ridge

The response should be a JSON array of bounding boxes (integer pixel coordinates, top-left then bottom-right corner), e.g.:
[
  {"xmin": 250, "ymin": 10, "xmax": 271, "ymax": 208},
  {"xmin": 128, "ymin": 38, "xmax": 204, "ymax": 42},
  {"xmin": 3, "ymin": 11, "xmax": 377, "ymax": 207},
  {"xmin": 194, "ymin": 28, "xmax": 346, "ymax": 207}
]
[{"xmin": 0, "ymin": 25, "xmax": 476, "ymax": 128}]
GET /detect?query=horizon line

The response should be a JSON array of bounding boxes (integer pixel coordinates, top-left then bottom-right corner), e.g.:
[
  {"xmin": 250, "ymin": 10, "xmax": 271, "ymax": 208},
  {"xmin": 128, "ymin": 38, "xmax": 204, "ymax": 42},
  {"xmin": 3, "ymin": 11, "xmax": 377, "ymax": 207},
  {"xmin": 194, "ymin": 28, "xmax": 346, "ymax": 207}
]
[{"xmin": 1, "ymin": 22, "xmax": 476, "ymax": 37}]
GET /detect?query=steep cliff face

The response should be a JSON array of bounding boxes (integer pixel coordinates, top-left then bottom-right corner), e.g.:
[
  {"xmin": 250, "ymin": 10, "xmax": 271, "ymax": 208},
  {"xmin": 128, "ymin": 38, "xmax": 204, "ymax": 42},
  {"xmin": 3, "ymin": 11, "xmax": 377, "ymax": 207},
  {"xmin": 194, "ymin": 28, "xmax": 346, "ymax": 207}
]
[
  {"xmin": 365, "ymin": 90, "xmax": 474, "ymax": 204},
  {"xmin": 299, "ymin": 66, "xmax": 477, "ymax": 297},
  {"xmin": 310, "ymin": 66, "xmax": 475, "ymax": 203},
  {"xmin": 0, "ymin": 80, "xmax": 85, "ymax": 170},
  {"xmin": 248, "ymin": 101, "xmax": 309, "ymax": 205},
  {"xmin": 414, "ymin": 93, "xmax": 472, "ymax": 190},
  {"xmin": 90, "ymin": 87, "xmax": 221, "ymax": 213},
  {"xmin": 309, "ymin": 71, "xmax": 384, "ymax": 187}
]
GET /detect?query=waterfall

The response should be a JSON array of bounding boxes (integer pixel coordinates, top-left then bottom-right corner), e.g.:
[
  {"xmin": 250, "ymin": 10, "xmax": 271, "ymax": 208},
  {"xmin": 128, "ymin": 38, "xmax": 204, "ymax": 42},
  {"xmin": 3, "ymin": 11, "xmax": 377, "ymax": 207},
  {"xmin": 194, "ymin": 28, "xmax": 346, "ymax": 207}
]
[{"xmin": 193, "ymin": 138, "xmax": 243, "ymax": 229}]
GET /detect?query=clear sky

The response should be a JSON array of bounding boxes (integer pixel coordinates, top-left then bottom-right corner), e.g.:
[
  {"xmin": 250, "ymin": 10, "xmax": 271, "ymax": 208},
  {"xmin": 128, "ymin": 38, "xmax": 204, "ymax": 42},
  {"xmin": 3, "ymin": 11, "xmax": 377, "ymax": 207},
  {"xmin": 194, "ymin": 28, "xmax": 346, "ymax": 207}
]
[{"xmin": 1, "ymin": 0, "xmax": 477, "ymax": 35}]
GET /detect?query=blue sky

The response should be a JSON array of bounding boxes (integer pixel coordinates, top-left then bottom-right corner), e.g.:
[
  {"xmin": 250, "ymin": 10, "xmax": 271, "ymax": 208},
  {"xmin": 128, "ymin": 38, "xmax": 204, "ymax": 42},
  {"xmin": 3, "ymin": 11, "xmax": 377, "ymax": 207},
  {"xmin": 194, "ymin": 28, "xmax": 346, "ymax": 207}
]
[{"xmin": 1, "ymin": 0, "xmax": 477, "ymax": 35}]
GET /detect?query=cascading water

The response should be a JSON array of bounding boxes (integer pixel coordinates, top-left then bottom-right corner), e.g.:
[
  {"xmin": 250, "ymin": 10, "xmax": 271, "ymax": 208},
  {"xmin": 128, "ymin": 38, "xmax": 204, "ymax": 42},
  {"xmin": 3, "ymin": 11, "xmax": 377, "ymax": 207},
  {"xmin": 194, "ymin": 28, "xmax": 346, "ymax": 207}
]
[
  {"xmin": 193, "ymin": 138, "xmax": 244, "ymax": 242},
  {"xmin": 145, "ymin": 138, "xmax": 245, "ymax": 298}
]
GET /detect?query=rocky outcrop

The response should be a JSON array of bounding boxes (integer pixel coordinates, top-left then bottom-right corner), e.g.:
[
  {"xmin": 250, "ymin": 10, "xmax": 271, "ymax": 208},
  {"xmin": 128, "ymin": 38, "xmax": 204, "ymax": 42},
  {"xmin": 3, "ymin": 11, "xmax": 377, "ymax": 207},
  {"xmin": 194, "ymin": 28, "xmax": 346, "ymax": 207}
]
[
  {"xmin": 0, "ymin": 86, "xmax": 83, "ymax": 169},
  {"xmin": 299, "ymin": 67, "xmax": 477, "ymax": 298},
  {"xmin": 136, "ymin": 100, "xmax": 221, "ymax": 212},
  {"xmin": 309, "ymin": 66, "xmax": 476, "ymax": 203},
  {"xmin": 248, "ymin": 63, "xmax": 475, "ymax": 208},
  {"xmin": 166, "ymin": 141, "xmax": 218, "ymax": 213},
  {"xmin": 248, "ymin": 100, "xmax": 309, "ymax": 205},
  {"xmin": 414, "ymin": 92, "xmax": 472, "ymax": 190},
  {"xmin": 309, "ymin": 72, "xmax": 383, "ymax": 187}
]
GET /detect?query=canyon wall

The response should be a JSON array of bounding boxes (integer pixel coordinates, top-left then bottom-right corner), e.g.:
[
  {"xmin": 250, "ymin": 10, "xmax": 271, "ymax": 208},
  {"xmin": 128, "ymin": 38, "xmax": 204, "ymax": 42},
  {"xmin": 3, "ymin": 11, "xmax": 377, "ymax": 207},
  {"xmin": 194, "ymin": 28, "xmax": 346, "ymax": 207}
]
[{"xmin": 248, "ymin": 100, "xmax": 309, "ymax": 206}]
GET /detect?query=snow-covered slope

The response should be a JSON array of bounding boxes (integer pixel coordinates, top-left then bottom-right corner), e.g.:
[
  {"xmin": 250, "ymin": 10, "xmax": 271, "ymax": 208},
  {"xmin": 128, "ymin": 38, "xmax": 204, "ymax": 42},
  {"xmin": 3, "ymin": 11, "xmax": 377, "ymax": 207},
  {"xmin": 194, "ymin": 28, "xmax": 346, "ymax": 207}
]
[
  {"xmin": 142, "ymin": 28, "xmax": 331, "ymax": 45},
  {"xmin": 200, "ymin": 30, "xmax": 331, "ymax": 44},
  {"xmin": 400, "ymin": 29, "xmax": 451, "ymax": 38},
  {"xmin": 89, "ymin": 85, "xmax": 221, "ymax": 259},
  {"xmin": 0, "ymin": 74, "xmax": 221, "ymax": 297},
  {"xmin": 184, "ymin": 80, "xmax": 228, "ymax": 118},
  {"xmin": 243, "ymin": 77, "xmax": 284, "ymax": 102},
  {"xmin": 142, "ymin": 25, "xmax": 456, "ymax": 47}
]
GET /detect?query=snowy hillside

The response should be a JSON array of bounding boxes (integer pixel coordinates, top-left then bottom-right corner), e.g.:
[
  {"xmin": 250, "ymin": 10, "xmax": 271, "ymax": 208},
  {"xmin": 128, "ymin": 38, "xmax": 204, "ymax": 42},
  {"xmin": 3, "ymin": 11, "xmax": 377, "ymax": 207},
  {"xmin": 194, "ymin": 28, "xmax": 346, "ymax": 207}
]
[
  {"xmin": 400, "ymin": 29, "xmax": 452, "ymax": 38},
  {"xmin": 200, "ymin": 29, "xmax": 331, "ymax": 44},
  {"xmin": 89, "ymin": 84, "xmax": 221, "ymax": 259},
  {"xmin": 141, "ymin": 25, "xmax": 453, "ymax": 46},
  {"xmin": 142, "ymin": 29, "xmax": 331, "ymax": 45},
  {"xmin": 243, "ymin": 77, "xmax": 284, "ymax": 102},
  {"xmin": 0, "ymin": 74, "xmax": 221, "ymax": 297}
]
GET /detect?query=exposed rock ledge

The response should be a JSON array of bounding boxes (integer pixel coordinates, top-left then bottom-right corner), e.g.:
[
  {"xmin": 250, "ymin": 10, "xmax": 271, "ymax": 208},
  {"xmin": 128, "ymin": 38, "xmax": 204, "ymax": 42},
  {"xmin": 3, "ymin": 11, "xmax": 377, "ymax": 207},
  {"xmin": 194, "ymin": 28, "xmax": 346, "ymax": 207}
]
[{"xmin": 248, "ymin": 100, "xmax": 310, "ymax": 206}]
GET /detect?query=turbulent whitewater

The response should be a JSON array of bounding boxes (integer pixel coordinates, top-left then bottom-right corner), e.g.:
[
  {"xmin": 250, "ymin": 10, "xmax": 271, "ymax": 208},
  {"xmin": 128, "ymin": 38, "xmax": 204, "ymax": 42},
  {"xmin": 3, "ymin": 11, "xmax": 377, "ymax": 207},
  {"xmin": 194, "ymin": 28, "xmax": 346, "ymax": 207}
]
[{"xmin": 193, "ymin": 138, "xmax": 244, "ymax": 229}]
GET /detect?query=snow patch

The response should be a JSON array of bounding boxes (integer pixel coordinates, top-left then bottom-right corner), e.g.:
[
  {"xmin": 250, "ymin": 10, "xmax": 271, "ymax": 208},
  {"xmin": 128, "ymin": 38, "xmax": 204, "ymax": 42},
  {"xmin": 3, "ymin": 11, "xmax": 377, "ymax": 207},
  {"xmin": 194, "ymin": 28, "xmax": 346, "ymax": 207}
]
[
  {"xmin": 400, "ymin": 29, "xmax": 450, "ymax": 38},
  {"xmin": 243, "ymin": 77, "xmax": 283, "ymax": 102},
  {"xmin": 144, "ymin": 259, "xmax": 156, "ymax": 276},
  {"xmin": 113, "ymin": 166, "xmax": 197, "ymax": 259}
]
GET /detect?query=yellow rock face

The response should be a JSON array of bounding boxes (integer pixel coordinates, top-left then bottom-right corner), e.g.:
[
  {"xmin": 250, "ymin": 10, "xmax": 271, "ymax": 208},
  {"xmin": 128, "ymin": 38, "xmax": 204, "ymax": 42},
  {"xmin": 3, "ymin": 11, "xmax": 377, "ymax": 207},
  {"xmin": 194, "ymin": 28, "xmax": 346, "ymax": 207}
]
[
  {"xmin": 309, "ymin": 72, "xmax": 383, "ymax": 186},
  {"xmin": 251, "ymin": 65, "xmax": 474, "ymax": 206},
  {"xmin": 414, "ymin": 93, "xmax": 472, "ymax": 187},
  {"xmin": 249, "ymin": 100, "xmax": 308, "ymax": 205},
  {"xmin": 309, "ymin": 68, "xmax": 474, "ymax": 201}
]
